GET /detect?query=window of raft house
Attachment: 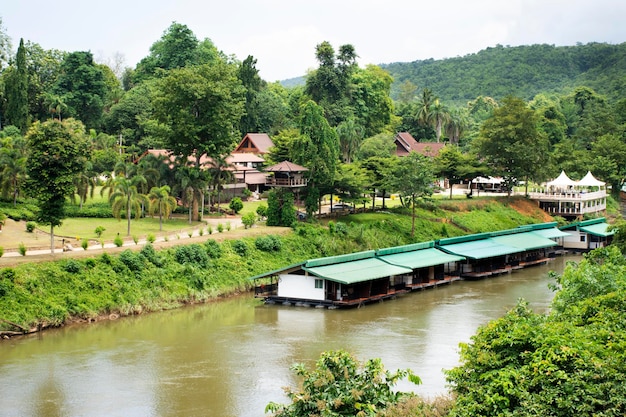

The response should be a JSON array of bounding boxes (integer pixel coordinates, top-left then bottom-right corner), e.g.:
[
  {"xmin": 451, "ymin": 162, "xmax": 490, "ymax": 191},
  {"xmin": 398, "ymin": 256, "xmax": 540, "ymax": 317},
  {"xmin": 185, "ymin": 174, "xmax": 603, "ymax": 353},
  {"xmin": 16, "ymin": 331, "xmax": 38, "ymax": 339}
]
[
  {"xmin": 314, "ymin": 279, "xmax": 324, "ymax": 289},
  {"xmin": 580, "ymin": 235, "xmax": 586, "ymax": 242}
]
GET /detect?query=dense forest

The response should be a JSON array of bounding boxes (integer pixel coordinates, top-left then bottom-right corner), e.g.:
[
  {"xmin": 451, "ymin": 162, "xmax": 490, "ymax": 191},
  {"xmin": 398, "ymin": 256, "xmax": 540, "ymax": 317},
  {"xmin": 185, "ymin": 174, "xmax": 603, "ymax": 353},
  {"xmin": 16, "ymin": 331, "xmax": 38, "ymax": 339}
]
[{"xmin": 382, "ymin": 42, "xmax": 626, "ymax": 104}]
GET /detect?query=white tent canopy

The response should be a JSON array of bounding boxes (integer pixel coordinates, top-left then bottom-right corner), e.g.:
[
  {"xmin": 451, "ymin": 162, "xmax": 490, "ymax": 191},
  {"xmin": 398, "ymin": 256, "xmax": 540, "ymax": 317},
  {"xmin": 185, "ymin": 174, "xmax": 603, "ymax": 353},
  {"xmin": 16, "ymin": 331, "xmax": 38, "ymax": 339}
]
[
  {"xmin": 577, "ymin": 171, "xmax": 605, "ymax": 187},
  {"xmin": 547, "ymin": 171, "xmax": 577, "ymax": 188}
]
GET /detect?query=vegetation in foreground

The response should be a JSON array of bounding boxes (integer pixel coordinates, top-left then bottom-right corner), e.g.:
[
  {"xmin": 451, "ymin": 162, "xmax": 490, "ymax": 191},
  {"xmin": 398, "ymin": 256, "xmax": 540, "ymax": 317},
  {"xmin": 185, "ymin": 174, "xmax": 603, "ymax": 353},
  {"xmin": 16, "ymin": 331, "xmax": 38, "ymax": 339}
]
[{"xmin": 266, "ymin": 246, "xmax": 626, "ymax": 417}]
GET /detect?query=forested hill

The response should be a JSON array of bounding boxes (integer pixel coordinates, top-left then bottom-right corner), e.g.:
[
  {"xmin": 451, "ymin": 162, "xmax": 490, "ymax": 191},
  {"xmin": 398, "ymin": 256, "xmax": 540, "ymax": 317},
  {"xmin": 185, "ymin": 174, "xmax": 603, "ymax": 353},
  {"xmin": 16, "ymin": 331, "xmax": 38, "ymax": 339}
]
[{"xmin": 381, "ymin": 42, "xmax": 626, "ymax": 104}]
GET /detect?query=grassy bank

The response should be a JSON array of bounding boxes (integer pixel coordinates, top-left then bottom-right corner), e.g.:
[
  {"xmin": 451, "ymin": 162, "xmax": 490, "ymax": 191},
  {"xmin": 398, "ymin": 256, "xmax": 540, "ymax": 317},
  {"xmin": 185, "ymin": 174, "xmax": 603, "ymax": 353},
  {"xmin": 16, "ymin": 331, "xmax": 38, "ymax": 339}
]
[{"xmin": 0, "ymin": 196, "xmax": 555, "ymax": 335}]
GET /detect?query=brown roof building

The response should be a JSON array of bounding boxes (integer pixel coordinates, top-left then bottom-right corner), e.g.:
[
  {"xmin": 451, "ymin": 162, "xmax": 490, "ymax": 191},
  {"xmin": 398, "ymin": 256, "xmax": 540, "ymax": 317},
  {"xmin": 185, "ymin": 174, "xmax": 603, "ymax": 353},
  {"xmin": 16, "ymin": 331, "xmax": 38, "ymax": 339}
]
[
  {"xmin": 394, "ymin": 132, "xmax": 445, "ymax": 157},
  {"xmin": 233, "ymin": 133, "xmax": 275, "ymax": 155}
]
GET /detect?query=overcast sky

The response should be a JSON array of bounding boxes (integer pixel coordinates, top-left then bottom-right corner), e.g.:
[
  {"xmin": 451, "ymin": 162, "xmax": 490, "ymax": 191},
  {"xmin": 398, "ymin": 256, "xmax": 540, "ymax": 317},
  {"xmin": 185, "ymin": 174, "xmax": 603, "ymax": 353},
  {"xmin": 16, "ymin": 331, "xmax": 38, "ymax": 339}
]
[{"xmin": 3, "ymin": 0, "xmax": 626, "ymax": 81}]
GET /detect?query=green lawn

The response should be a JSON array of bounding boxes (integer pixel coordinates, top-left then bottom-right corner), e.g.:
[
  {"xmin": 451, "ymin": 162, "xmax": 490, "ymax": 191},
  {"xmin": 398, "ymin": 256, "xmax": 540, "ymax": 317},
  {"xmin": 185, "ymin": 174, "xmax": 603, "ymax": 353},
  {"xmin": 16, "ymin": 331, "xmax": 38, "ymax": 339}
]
[{"xmin": 55, "ymin": 217, "xmax": 204, "ymax": 241}]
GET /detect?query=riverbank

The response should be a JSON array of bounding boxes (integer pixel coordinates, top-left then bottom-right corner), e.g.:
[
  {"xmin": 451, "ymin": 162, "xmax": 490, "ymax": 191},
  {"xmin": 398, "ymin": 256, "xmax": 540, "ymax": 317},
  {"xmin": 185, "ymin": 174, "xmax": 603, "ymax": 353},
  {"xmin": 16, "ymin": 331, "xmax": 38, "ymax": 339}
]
[{"xmin": 0, "ymin": 197, "xmax": 559, "ymax": 338}]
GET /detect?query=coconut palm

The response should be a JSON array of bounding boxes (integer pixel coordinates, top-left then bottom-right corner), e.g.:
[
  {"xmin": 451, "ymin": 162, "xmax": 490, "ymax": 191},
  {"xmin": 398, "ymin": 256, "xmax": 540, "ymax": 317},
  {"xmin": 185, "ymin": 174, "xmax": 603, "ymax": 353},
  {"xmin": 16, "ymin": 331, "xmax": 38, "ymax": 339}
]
[
  {"xmin": 428, "ymin": 99, "xmax": 450, "ymax": 143},
  {"xmin": 148, "ymin": 185, "xmax": 177, "ymax": 231},
  {"xmin": 108, "ymin": 174, "xmax": 149, "ymax": 236},
  {"xmin": 206, "ymin": 154, "xmax": 234, "ymax": 214},
  {"xmin": 0, "ymin": 141, "xmax": 27, "ymax": 206}
]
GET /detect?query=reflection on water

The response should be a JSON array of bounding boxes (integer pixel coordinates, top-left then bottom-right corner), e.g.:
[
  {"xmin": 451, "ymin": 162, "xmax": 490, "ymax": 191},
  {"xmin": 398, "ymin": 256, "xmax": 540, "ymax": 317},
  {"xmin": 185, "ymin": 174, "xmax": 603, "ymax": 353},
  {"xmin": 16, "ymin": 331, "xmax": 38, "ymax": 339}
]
[{"xmin": 0, "ymin": 255, "xmax": 576, "ymax": 417}]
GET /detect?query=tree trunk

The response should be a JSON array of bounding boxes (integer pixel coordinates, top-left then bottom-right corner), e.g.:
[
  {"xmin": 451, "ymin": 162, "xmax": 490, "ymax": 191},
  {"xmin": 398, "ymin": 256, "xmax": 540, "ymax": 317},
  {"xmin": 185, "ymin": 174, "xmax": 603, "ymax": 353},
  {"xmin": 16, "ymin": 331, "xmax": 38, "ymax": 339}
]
[{"xmin": 50, "ymin": 224, "xmax": 55, "ymax": 254}]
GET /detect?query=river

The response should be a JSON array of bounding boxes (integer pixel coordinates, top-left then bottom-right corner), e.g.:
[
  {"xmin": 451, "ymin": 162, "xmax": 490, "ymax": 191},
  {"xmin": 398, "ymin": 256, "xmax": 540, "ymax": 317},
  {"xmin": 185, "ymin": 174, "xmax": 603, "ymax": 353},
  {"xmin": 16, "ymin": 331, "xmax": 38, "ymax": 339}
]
[{"xmin": 0, "ymin": 254, "xmax": 577, "ymax": 417}]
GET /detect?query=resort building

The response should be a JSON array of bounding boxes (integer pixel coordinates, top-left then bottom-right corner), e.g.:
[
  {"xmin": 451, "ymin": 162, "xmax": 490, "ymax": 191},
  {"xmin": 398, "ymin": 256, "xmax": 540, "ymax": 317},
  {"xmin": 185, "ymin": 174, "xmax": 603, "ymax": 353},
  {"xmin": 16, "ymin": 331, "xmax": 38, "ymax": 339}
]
[
  {"xmin": 527, "ymin": 171, "xmax": 607, "ymax": 219},
  {"xmin": 560, "ymin": 218, "xmax": 614, "ymax": 251},
  {"xmin": 252, "ymin": 222, "xmax": 579, "ymax": 308}
]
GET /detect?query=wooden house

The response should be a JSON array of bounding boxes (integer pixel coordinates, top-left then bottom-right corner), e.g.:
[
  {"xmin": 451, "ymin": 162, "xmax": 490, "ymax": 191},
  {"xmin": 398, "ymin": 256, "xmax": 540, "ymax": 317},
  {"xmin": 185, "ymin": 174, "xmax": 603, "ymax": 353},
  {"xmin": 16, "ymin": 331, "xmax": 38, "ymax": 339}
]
[
  {"xmin": 394, "ymin": 132, "xmax": 445, "ymax": 157},
  {"xmin": 264, "ymin": 161, "xmax": 308, "ymax": 188},
  {"xmin": 233, "ymin": 133, "xmax": 274, "ymax": 155}
]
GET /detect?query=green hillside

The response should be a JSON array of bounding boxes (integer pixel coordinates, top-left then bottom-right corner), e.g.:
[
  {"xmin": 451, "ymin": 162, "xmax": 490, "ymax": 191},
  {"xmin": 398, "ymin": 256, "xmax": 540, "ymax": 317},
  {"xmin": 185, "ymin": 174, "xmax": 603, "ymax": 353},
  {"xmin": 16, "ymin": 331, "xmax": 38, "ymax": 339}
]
[{"xmin": 381, "ymin": 42, "xmax": 626, "ymax": 104}]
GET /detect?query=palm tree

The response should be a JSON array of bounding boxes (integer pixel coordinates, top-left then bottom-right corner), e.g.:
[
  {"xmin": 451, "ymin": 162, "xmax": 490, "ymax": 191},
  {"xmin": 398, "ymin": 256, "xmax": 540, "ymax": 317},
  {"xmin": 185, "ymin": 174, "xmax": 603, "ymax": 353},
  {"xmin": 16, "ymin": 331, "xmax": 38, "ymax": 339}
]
[
  {"xmin": 174, "ymin": 165, "xmax": 207, "ymax": 223},
  {"xmin": 206, "ymin": 154, "xmax": 234, "ymax": 214},
  {"xmin": 445, "ymin": 108, "xmax": 469, "ymax": 145},
  {"xmin": 148, "ymin": 185, "xmax": 177, "ymax": 231},
  {"xmin": 428, "ymin": 99, "xmax": 450, "ymax": 143},
  {"xmin": 108, "ymin": 174, "xmax": 149, "ymax": 236},
  {"xmin": 416, "ymin": 88, "xmax": 436, "ymax": 126},
  {"xmin": 43, "ymin": 93, "xmax": 68, "ymax": 121}
]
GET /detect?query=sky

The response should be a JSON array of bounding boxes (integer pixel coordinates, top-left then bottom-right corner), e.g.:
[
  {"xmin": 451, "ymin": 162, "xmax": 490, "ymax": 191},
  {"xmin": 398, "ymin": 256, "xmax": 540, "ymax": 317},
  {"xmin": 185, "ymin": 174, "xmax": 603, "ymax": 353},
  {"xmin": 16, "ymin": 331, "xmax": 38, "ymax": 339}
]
[{"xmin": 3, "ymin": 0, "xmax": 626, "ymax": 82}]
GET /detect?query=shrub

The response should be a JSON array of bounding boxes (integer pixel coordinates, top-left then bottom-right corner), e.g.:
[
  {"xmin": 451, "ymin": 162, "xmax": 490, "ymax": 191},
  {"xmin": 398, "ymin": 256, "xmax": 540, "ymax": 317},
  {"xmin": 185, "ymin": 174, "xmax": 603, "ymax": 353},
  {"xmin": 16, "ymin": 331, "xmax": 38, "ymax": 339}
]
[
  {"xmin": 132, "ymin": 235, "xmax": 139, "ymax": 245},
  {"xmin": 94, "ymin": 226, "xmax": 106, "ymax": 238},
  {"xmin": 0, "ymin": 246, "xmax": 3, "ymax": 258},
  {"xmin": 84, "ymin": 258, "xmax": 96, "ymax": 268},
  {"xmin": 188, "ymin": 231, "xmax": 193, "ymax": 238},
  {"xmin": 334, "ymin": 222, "xmax": 348, "ymax": 236},
  {"xmin": 242, "ymin": 188, "xmax": 252, "ymax": 200},
  {"xmin": 140, "ymin": 244, "xmax": 163, "ymax": 267},
  {"xmin": 113, "ymin": 235, "xmax": 124, "ymax": 247},
  {"xmin": 18, "ymin": 243, "xmax": 26, "ymax": 256},
  {"xmin": 147, "ymin": 234, "xmax": 156, "ymax": 244},
  {"xmin": 256, "ymin": 204, "xmax": 268, "ymax": 219},
  {"xmin": 81, "ymin": 239, "xmax": 89, "ymax": 250},
  {"xmin": 231, "ymin": 240, "xmax": 249, "ymax": 257},
  {"xmin": 199, "ymin": 228, "xmax": 204, "ymax": 236},
  {"xmin": 207, "ymin": 225, "xmax": 213, "ymax": 234},
  {"xmin": 174, "ymin": 244, "xmax": 210, "ymax": 268},
  {"xmin": 226, "ymin": 221, "xmax": 231, "ymax": 231},
  {"xmin": 217, "ymin": 223, "xmax": 224, "ymax": 233},
  {"xmin": 63, "ymin": 259, "xmax": 82, "ymax": 273},
  {"xmin": 118, "ymin": 250, "xmax": 145, "ymax": 272},
  {"xmin": 204, "ymin": 239, "xmax": 223, "ymax": 258},
  {"xmin": 255, "ymin": 235, "xmax": 282, "ymax": 252},
  {"xmin": 242, "ymin": 212, "xmax": 256, "ymax": 229},
  {"xmin": 25, "ymin": 221, "xmax": 36, "ymax": 233},
  {"xmin": 229, "ymin": 197, "xmax": 243, "ymax": 214}
]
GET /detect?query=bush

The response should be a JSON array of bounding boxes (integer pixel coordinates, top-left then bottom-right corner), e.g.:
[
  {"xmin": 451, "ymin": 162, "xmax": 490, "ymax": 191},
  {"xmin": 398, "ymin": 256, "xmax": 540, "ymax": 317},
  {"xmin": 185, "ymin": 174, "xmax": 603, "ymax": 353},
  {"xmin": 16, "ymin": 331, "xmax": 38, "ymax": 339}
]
[
  {"xmin": 174, "ymin": 244, "xmax": 210, "ymax": 268},
  {"xmin": 113, "ymin": 235, "xmax": 124, "ymax": 247},
  {"xmin": 242, "ymin": 212, "xmax": 256, "ymax": 229},
  {"xmin": 231, "ymin": 240, "xmax": 249, "ymax": 257},
  {"xmin": 0, "ymin": 246, "xmax": 3, "ymax": 258},
  {"xmin": 18, "ymin": 242, "xmax": 26, "ymax": 256},
  {"xmin": 226, "ymin": 221, "xmax": 231, "ymax": 231},
  {"xmin": 229, "ymin": 197, "xmax": 243, "ymax": 214},
  {"xmin": 256, "ymin": 204, "xmax": 268, "ymax": 219},
  {"xmin": 140, "ymin": 244, "xmax": 163, "ymax": 267},
  {"xmin": 147, "ymin": 234, "xmax": 156, "ymax": 244},
  {"xmin": 118, "ymin": 249, "xmax": 145, "ymax": 272},
  {"xmin": 132, "ymin": 235, "xmax": 139, "ymax": 245},
  {"xmin": 255, "ymin": 235, "xmax": 282, "ymax": 252},
  {"xmin": 334, "ymin": 222, "xmax": 348, "ymax": 236},
  {"xmin": 63, "ymin": 259, "xmax": 82, "ymax": 273},
  {"xmin": 81, "ymin": 239, "xmax": 89, "ymax": 250},
  {"xmin": 94, "ymin": 226, "xmax": 106, "ymax": 238},
  {"xmin": 207, "ymin": 225, "xmax": 213, "ymax": 234},
  {"xmin": 25, "ymin": 221, "xmax": 36, "ymax": 233},
  {"xmin": 242, "ymin": 188, "xmax": 252, "ymax": 200},
  {"xmin": 217, "ymin": 223, "xmax": 224, "ymax": 233},
  {"xmin": 204, "ymin": 239, "xmax": 222, "ymax": 258}
]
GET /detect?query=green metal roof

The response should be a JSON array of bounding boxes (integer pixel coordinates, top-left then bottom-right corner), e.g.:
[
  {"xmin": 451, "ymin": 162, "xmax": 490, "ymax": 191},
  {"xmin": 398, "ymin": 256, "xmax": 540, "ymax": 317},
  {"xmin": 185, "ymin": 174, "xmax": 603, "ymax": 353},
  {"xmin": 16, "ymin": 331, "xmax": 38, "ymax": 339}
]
[
  {"xmin": 531, "ymin": 227, "xmax": 570, "ymax": 239},
  {"xmin": 579, "ymin": 222, "xmax": 614, "ymax": 237},
  {"xmin": 248, "ymin": 261, "xmax": 305, "ymax": 280},
  {"xmin": 438, "ymin": 238, "xmax": 522, "ymax": 259},
  {"xmin": 376, "ymin": 241, "xmax": 434, "ymax": 256},
  {"xmin": 490, "ymin": 232, "xmax": 557, "ymax": 250},
  {"xmin": 379, "ymin": 247, "xmax": 465, "ymax": 269},
  {"xmin": 303, "ymin": 257, "xmax": 412, "ymax": 285},
  {"xmin": 305, "ymin": 250, "xmax": 375, "ymax": 268}
]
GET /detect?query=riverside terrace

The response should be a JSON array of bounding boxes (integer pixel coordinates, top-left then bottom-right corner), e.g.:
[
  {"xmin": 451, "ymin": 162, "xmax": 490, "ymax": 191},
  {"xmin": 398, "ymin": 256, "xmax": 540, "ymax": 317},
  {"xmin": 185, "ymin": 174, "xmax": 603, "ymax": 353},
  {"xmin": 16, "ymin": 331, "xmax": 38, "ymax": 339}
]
[{"xmin": 251, "ymin": 221, "xmax": 611, "ymax": 309}]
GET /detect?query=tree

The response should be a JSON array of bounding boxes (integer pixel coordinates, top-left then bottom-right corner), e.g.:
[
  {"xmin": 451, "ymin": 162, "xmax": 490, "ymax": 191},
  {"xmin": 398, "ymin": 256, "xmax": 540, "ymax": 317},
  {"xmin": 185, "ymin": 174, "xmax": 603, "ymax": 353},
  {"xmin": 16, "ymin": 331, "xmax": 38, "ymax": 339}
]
[
  {"xmin": 148, "ymin": 185, "xmax": 177, "ymax": 231},
  {"xmin": 384, "ymin": 153, "xmax": 434, "ymax": 237},
  {"xmin": 53, "ymin": 51, "xmax": 107, "ymax": 129},
  {"xmin": 108, "ymin": 174, "xmax": 149, "ymax": 236},
  {"xmin": 0, "ymin": 130, "xmax": 27, "ymax": 205},
  {"xmin": 0, "ymin": 16, "xmax": 11, "ymax": 72},
  {"xmin": 25, "ymin": 119, "xmax": 89, "ymax": 252},
  {"xmin": 151, "ymin": 62, "xmax": 245, "ymax": 167},
  {"xmin": 206, "ymin": 154, "xmax": 233, "ymax": 215},
  {"xmin": 23, "ymin": 42, "xmax": 66, "ymax": 122},
  {"xmin": 447, "ymin": 247, "xmax": 626, "ymax": 417},
  {"xmin": 435, "ymin": 145, "xmax": 483, "ymax": 199},
  {"xmin": 265, "ymin": 350, "xmax": 420, "ymax": 417},
  {"xmin": 474, "ymin": 96, "xmax": 550, "ymax": 195},
  {"xmin": 428, "ymin": 98, "xmax": 450, "ymax": 142},
  {"xmin": 266, "ymin": 188, "xmax": 295, "ymax": 227},
  {"xmin": 291, "ymin": 100, "xmax": 340, "ymax": 216},
  {"xmin": 4, "ymin": 39, "xmax": 29, "ymax": 131},
  {"xmin": 238, "ymin": 55, "xmax": 264, "ymax": 134},
  {"xmin": 336, "ymin": 116, "xmax": 364, "ymax": 163}
]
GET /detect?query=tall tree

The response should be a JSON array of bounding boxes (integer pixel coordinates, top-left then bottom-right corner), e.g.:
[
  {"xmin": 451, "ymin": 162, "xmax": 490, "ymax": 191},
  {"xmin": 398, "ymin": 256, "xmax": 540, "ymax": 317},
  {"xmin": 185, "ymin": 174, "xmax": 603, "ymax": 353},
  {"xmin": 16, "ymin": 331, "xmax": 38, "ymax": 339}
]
[
  {"xmin": 474, "ymin": 96, "xmax": 550, "ymax": 195},
  {"xmin": 0, "ymin": 130, "xmax": 27, "ymax": 205},
  {"xmin": 292, "ymin": 100, "xmax": 340, "ymax": 216},
  {"xmin": 4, "ymin": 38, "xmax": 29, "ymax": 131},
  {"xmin": 434, "ymin": 145, "xmax": 483, "ymax": 199},
  {"xmin": 238, "ymin": 55, "xmax": 264, "ymax": 134},
  {"xmin": 383, "ymin": 153, "xmax": 434, "ymax": 237},
  {"xmin": 108, "ymin": 174, "xmax": 149, "ymax": 236},
  {"xmin": 428, "ymin": 98, "xmax": 450, "ymax": 142},
  {"xmin": 148, "ymin": 185, "xmax": 177, "ymax": 231},
  {"xmin": 53, "ymin": 51, "xmax": 107, "ymax": 129},
  {"xmin": 0, "ymin": 16, "xmax": 11, "ymax": 72},
  {"xmin": 151, "ymin": 62, "xmax": 245, "ymax": 167},
  {"xmin": 25, "ymin": 119, "xmax": 90, "ymax": 252}
]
